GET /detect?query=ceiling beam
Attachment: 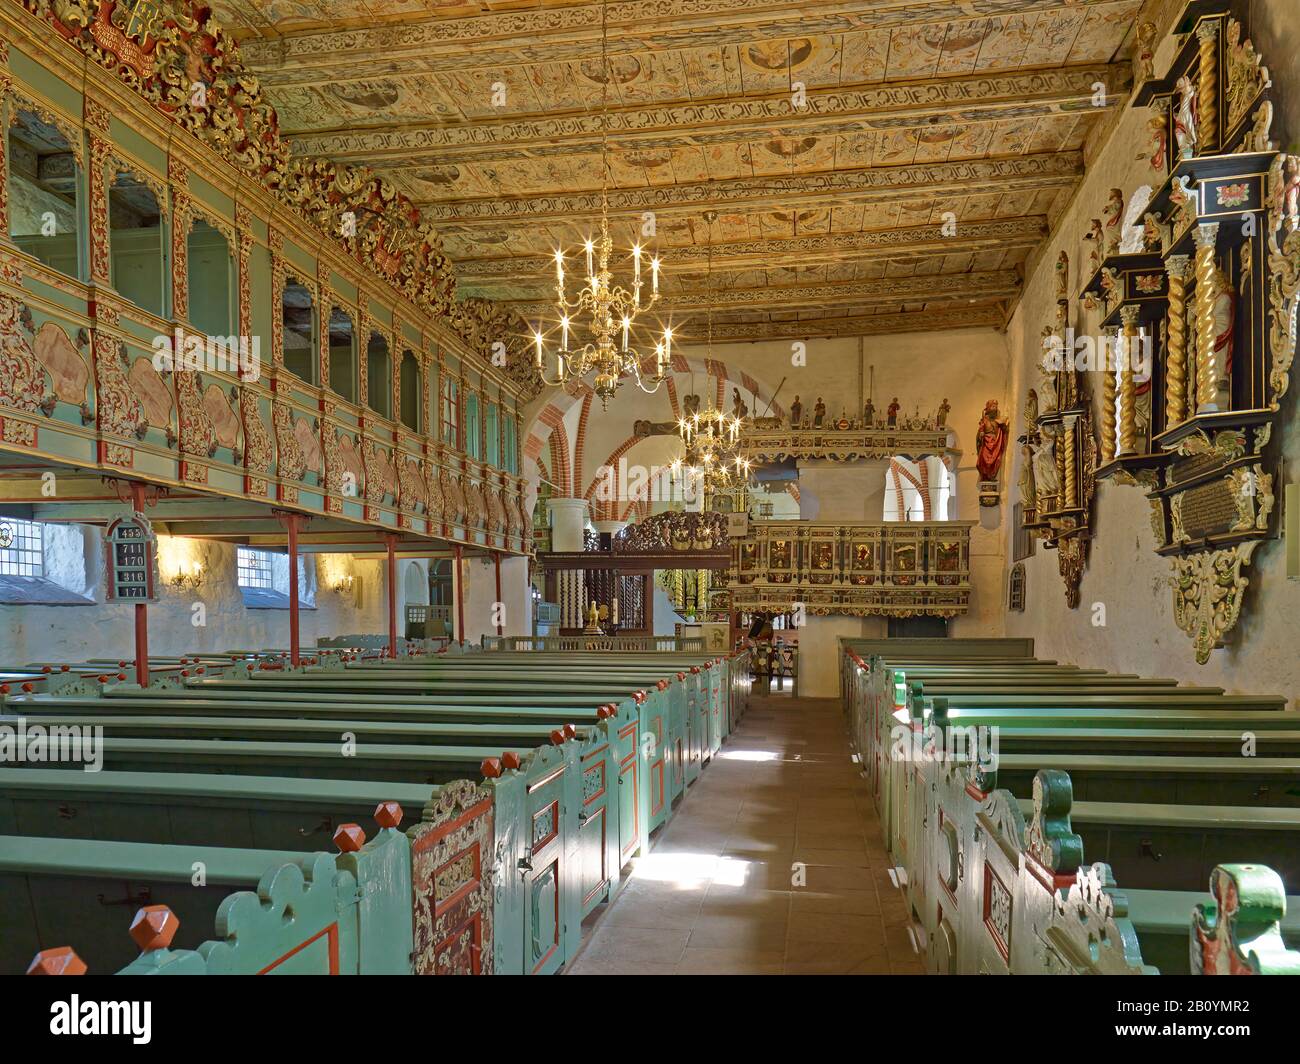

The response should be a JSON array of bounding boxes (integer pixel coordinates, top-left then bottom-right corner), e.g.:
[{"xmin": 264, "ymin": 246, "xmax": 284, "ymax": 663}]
[
  {"xmin": 455, "ymin": 216, "xmax": 1047, "ymax": 285},
  {"xmin": 511, "ymin": 268, "xmax": 1022, "ymax": 316},
  {"xmin": 418, "ymin": 152, "xmax": 1082, "ymax": 225},
  {"xmin": 693, "ymin": 304, "xmax": 1007, "ymax": 341},
  {"xmin": 238, "ymin": 0, "xmax": 1124, "ymax": 84},
  {"xmin": 284, "ymin": 65, "xmax": 1125, "ymax": 163}
]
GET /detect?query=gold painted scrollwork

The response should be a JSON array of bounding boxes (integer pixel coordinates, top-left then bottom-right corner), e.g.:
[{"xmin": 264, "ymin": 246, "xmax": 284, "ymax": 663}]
[{"xmin": 1170, "ymin": 542, "xmax": 1260, "ymax": 665}]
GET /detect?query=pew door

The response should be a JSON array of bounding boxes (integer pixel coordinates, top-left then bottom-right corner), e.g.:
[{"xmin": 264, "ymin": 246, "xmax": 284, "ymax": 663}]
[
  {"xmin": 645, "ymin": 703, "xmax": 669, "ymax": 834},
  {"xmin": 617, "ymin": 715, "xmax": 645, "ymax": 867},
  {"xmin": 523, "ymin": 762, "xmax": 568, "ymax": 974},
  {"xmin": 683, "ymin": 678, "xmax": 702, "ymax": 787},
  {"xmin": 577, "ymin": 738, "xmax": 617, "ymax": 918}
]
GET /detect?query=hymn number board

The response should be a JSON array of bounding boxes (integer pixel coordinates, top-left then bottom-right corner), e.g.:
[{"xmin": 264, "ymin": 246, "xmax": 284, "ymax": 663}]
[{"xmin": 105, "ymin": 512, "xmax": 158, "ymax": 602}]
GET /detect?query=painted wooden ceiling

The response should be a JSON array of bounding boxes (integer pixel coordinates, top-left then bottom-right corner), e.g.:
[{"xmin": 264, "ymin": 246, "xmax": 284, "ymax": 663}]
[{"xmin": 215, "ymin": 0, "xmax": 1145, "ymax": 340}]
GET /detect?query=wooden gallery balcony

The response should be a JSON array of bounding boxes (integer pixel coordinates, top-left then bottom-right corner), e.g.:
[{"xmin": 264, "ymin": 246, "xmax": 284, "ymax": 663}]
[{"xmin": 729, "ymin": 521, "xmax": 976, "ymax": 618}]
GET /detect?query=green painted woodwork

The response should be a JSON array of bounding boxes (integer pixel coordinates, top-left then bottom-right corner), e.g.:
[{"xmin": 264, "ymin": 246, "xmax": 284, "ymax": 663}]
[
  {"xmin": 0, "ymin": 648, "xmax": 752, "ymax": 975},
  {"xmin": 841, "ymin": 641, "xmax": 1300, "ymax": 975}
]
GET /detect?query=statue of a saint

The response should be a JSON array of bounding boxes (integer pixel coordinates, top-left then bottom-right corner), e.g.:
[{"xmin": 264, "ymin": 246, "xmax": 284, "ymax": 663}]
[
  {"xmin": 1103, "ymin": 188, "xmax": 1125, "ymax": 257},
  {"xmin": 1019, "ymin": 443, "xmax": 1038, "ymax": 512},
  {"xmin": 863, "ymin": 397, "xmax": 875, "ymax": 426},
  {"xmin": 887, "ymin": 397, "xmax": 900, "ymax": 427},
  {"xmin": 813, "ymin": 397, "xmax": 826, "ymax": 427},
  {"xmin": 1174, "ymin": 75, "xmax": 1199, "ymax": 159},
  {"xmin": 1032, "ymin": 437, "xmax": 1060, "ymax": 504},
  {"xmin": 935, "ymin": 397, "xmax": 950, "ymax": 428},
  {"xmin": 975, "ymin": 399, "xmax": 1010, "ymax": 481},
  {"xmin": 789, "ymin": 395, "xmax": 802, "ymax": 427}
]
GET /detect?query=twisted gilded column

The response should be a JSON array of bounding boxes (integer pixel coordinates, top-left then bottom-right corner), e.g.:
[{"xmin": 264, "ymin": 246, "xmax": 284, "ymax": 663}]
[
  {"xmin": 1164, "ymin": 255, "xmax": 1191, "ymax": 426},
  {"xmin": 1196, "ymin": 20, "xmax": 1220, "ymax": 152},
  {"xmin": 1193, "ymin": 223, "xmax": 1221, "ymax": 412},
  {"xmin": 1063, "ymin": 414, "xmax": 1078, "ymax": 509},
  {"xmin": 1100, "ymin": 326, "xmax": 1118, "ymax": 462},
  {"xmin": 1119, "ymin": 305, "xmax": 1140, "ymax": 454}
]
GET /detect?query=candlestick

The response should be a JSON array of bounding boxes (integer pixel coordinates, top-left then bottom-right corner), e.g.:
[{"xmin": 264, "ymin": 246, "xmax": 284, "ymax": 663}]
[
  {"xmin": 652, "ymin": 256, "xmax": 660, "ymax": 294},
  {"xmin": 585, "ymin": 239, "xmax": 594, "ymax": 278},
  {"xmin": 554, "ymin": 249, "xmax": 564, "ymax": 285},
  {"xmin": 561, "ymin": 315, "xmax": 570, "ymax": 352}
]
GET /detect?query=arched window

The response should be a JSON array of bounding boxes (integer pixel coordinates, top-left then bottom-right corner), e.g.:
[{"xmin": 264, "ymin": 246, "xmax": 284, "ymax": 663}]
[
  {"xmin": 187, "ymin": 219, "xmax": 233, "ymax": 338},
  {"xmin": 366, "ymin": 330, "xmax": 391, "ymax": 417},
  {"xmin": 282, "ymin": 278, "xmax": 316, "ymax": 384},
  {"xmin": 109, "ymin": 169, "xmax": 164, "ymax": 316},
  {"xmin": 440, "ymin": 375, "xmax": 460, "ymax": 448},
  {"xmin": 328, "ymin": 307, "xmax": 357, "ymax": 403},
  {"xmin": 399, "ymin": 350, "xmax": 421, "ymax": 430},
  {"xmin": 7, "ymin": 108, "xmax": 82, "ymax": 280}
]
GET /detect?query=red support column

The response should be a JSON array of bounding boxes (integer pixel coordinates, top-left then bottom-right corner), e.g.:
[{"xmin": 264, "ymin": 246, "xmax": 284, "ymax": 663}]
[
  {"xmin": 386, "ymin": 533, "xmax": 398, "ymax": 658},
  {"xmin": 494, "ymin": 552, "xmax": 503, "ymax": 637},
  {"xmin": 454, "ymin": 544, "xmax": 465, "ymax": 646},
  {"xmin": 130, "ymin": 482, "xmax": 149, "ymax": 687}
]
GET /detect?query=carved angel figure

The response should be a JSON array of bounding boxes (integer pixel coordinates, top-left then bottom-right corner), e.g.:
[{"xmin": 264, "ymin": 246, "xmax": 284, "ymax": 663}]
[
  {"xmin": 1276, "ymin": 155, "xmax": 1300, "ymax": 235},
  {"xmin": 1147, "ymin": 102, "xmax": 1169, "ymax": 172},
  {"xmin": 1134, "ymin": 21, "xmax": 1157, "ymax": 84},
  {"xmin": 1054, "ymin": 251, "xmax": 1069, "ymax": 303}
]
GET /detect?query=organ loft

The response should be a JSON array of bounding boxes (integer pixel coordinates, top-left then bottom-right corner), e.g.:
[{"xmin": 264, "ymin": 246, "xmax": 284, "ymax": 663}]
[{"xmin": 0, "ymin": 0, "xmax": 1299, "ymax": 1003}]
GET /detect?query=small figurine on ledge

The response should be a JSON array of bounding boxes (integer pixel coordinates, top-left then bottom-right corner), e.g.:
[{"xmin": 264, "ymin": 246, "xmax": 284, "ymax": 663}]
[
  {"xmin": 887, "ymin": 397, "xmax": 900, "ymax": 428},
  {"xmin": 1134, "ymin": 21, "xmax": 1157, "ymax": 84},
  {"xmin": 1103, "ymin": 188, "xmax": 1125, "ymax": 257},
  {"xmin": 1085, "ymin": 218, "xmax": 1105, "ymax": 274},
  {"xmin": 863, "ymin": 396, "xmax": 875, "ymax": 427},
  {"xmin": 936, "ymin": 397, "xmax": 951, "ymax": 429},
  {"xmin": 813, "ymin": 397, "xmax": 826, "ymax": 427},
  {"xmin": 789, "ymin": 394, "xmax": 802, "ymax": 427}
]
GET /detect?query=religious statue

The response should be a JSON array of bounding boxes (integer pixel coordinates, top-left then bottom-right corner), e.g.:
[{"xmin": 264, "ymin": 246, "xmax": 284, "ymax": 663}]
[
  {"xmin": 1208, "ymin": 266, "xmax": 1236, "ymax": 409},
  {"xmin": 1103, "ymin": 188, "xmax": 1125, "ymax": 257},
  {"xmin": 789, "ymin": 395, "xmax": 802, "ymax": 427},
  {"xmin": 1024, "ymin": 388, "xmax": 1039, "ymax": 426},
  {"xmin": 731, "ymin": 387, "xmax": 748, "ymax": 421},
  {"xmin": 1134, "ymin": 21, "xmax": 1157, "ymax": 84},
  {"xmin": 1031, "ymin": 436, "xmax": 1060, "ymax": 505},
  {"xmin": 1085, "ymin": 218, "xmax": 1105, "ymax": 274},
  {"xmin": 887, "ymin": 397, "xmax": 900, "ymax": 427},
  {"xmin": 863, "ymin": 397, "xmax": 875, "ymax": 426},
  {"xmin": 975, "ymin": 399, "xmax": 1010, "ymax": 482},
  {"xmin": 1147, "ymin": 101, "xmax": 1169, "ymax": 172},
  {"xmin": 813, "ymin": 397, "xmax": 826, "ymax": 427},
  {"xmin": 1054, "ymin": 251, "xmax": 1069, "ymax": 303},
  {"xmin": 1019, "ymin": 442, "xmax": 1038, "ymax": 512},
  {"xmin": 1174, "ymin": 74, "xmax": 1199, "ymax": 159},
  {"xmin": 936, "ymin": 397, "xmax": 950, "ymax": 428}
]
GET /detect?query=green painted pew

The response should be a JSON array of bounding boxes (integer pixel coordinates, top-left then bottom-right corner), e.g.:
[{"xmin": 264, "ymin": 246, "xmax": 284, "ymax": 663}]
[
  {"xmin": 0, "ymin": 834, "xmax": 311, "ymax": 975},
  {"xmin": 0, "ymin": 767, "xmax": 430, "ymax": 851},
  {"xmin": 1125, "ymin": 886, "xmax": 1300, "ymax": 975},
  {"xmin": 2, "ymin": 813, "xmax": 412, "ymax": 976},
  {"xmin": 1011, "ymin": 796, "xmax": 1300, "ymax": 891}
]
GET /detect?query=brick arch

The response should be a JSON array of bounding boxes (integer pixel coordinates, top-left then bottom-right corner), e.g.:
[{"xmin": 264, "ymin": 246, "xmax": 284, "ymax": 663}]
[{"xmin": 888, "ymin": 457, "xmax": 930, "ymax": 520}]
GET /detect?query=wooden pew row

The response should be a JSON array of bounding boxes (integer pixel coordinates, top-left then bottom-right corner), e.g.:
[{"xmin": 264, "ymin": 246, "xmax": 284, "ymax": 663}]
[
  {"xmin": 841, "ymin": 646, "xmax": 1300, "ymax": 974},
  {"xmin": 2, "ymin": 804, "xmax": 414, "ymax": 976},
  {"xmin": 7, "ymin": 647, "xmax": 754, "ymax": 967}
]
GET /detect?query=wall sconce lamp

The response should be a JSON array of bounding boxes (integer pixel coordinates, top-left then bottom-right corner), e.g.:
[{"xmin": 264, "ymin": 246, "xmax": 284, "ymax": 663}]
[
  {"xmin": 168, "ymin": 559, "xmax": 204, "ymax": 591},
  {"xmin": 333, "ymin": 574, "xmax": 356, "ymax": 595}
]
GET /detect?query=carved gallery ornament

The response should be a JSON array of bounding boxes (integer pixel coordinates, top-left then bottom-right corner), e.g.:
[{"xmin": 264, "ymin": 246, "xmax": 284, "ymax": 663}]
[{"xmin": 18, "ymin": 0, "xmax": 539, "ymax": 396}]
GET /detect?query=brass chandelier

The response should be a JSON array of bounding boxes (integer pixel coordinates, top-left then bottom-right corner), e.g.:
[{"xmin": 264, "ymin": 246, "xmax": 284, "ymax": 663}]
[
  {"xmin": 672, "ymin": 242, "xmax": 751, "ymax": 495},
  {"xmin": 532, "ymin": 0, "xmax": 672, "ymax": 406}
]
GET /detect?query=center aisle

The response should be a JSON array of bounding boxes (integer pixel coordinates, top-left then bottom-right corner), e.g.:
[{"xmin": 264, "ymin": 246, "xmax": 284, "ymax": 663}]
[{"xmin": 566, "ymin": 693, "xmax": 924, "ymax": 975}]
